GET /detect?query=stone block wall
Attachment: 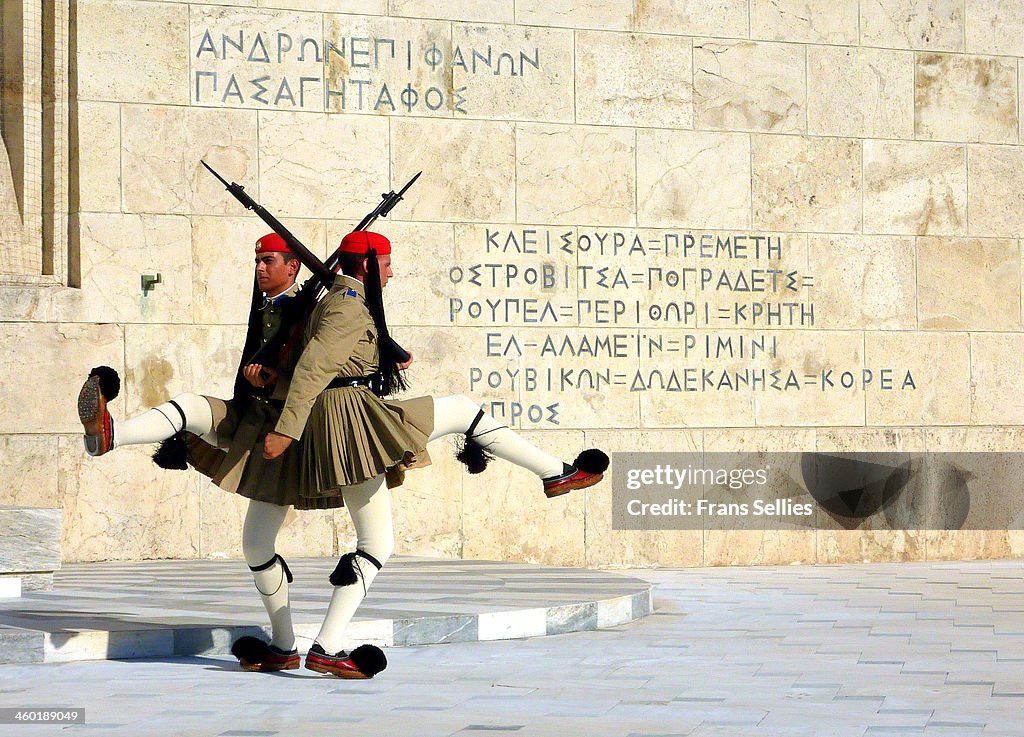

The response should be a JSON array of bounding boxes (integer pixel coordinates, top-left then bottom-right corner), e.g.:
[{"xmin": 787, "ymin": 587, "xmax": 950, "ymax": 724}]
[{"xmin": 3, "ymin": 0, "xmax": 1024, "ymax": 567}]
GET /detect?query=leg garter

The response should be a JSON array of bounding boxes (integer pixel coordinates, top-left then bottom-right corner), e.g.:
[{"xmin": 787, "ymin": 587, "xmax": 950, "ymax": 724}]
[{"xmin": 329, "ymin": 549, "xmax": 383, "ymax": 588}]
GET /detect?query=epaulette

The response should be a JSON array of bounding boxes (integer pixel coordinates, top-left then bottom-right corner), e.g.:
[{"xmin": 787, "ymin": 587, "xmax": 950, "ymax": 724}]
[{"xmin": 343, "ymin": 287, "xmax": 358, "ymax": 298}]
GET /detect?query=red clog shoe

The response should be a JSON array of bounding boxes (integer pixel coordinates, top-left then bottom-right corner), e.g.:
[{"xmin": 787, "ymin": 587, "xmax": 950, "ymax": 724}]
[
  {"xmin": 542, "ymin": 449, "xmax": 610, "ymax": 498},
  {"xmin": 305, "ymin": 642, "xmax": 387, "ymax": 679},
  {"xmin": 231, "ymin": 636, "xmax": 300, "ymax": 672},
  {"xmin": 78, "ymin": 367, "xmax": 120, "ymax": 457}
]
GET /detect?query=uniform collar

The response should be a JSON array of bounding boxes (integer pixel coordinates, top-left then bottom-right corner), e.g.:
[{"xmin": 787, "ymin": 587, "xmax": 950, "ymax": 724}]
[
  {"xmin": 334, "ymin": 274, "xmax": 366, "ymax": 300},
  {"xmin": 263, "ymin": 281, "xmax": 299, "ymax": 307}
]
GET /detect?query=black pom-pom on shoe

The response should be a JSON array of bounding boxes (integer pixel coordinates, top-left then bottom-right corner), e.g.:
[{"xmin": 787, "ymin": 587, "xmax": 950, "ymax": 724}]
[
  {"xmin": 88, "ymin": 366, "xmax": 121, "ymax": 401},
  {"xmin": 305, "ymin": 642, "xmax": 387, "ymax": 678},
  {"xmin": 349, "ymin": 644, "xmax": 387, "ymax": 677},
  {"xmin": 231, "ymin": 636, "xmax": 270, "ymax": 663},
  {"xmin": 153, "ymin": 432, "xmax": 189, "ymax": 470},
  {"xmin": 574, "ymin": 449, "xmax": 609, "ymax": 475},
  {"xmin": 231, "ymin": 635, "xmax": 299, "ymax": 672}
]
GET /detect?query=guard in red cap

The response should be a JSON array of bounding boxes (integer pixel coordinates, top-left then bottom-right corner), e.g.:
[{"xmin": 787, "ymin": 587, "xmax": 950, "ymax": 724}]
[
  {"xmin": 79, "ymin": 226, "xmax": 608, "ymax": 680},
  {"xmin": 253, "ymin": 229, "xmax": 608, "ymax": 679},
  {"xmin": 77, "ymin": 232, "xmax": 308, "ymax": 672}
]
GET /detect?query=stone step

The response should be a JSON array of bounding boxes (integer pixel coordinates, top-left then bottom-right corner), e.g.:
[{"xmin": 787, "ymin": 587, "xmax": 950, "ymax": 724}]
[
  {"xmin": 0, "ymin": 557, "xmax": 654, "ymax": 665},
  {"xmin": 0, "ymin": 507, "xmax": 62, "ymax": 597}
]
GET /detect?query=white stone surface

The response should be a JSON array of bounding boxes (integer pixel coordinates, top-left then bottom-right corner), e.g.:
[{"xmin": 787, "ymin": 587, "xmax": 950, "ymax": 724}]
[
  {"xmin": 634, "ymin": 0, "xmax": 749, "ymax": 37},
  {"xmin": 478, "ymin": 608, "xmax": 548, "ymax": 640},
  {"xmin": 121, "ymin": 106, "xmax": 258, "ymax": 216},
  {"xmin": 516, "ymin": 123, "xmax": 635, "ymax": 226},
  {"xmin": 0, "ymin": 577, "xmax": 22, "ymax": 599},
  {"xmin": 694, "ymin": 40, "xmax": 806, "ymax": 133},
  {"xmin": 11, "ymin": 0, "xmax": 1024, "ymax": 570},
  {"xmin": 258, "ymin": 112, "xmax": 390, "ymax": 220},
  {"xmin": 575, "ymin": 31, "xmax": 693, "ymax": 128},
  {"xmin": 637, "ymin": 129, "xmax": 750, "ymax": 229},
  {"xmin": 596, "ymin": 594, "xmax": 634, "ymax": 628},
  {"xmin": 390, "ymin": 119, "xmax": 516, "ymax": 222},
  {"xmin": 77, "ymin": 0, "xmax": 189, "ymax": 104},
  {"xmin": 861, "ymin": 0, "xmax": 964, "ymax": 50}
]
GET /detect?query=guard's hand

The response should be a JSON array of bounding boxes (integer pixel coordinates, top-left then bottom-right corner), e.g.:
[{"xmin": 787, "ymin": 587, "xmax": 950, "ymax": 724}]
[
  {"xmin": 263, "ymin": 431, "xmax": 293, "ymax": 459},
  {"xmin": 243, "ymin": 363, "xmax": 280, "ymax": 387},
  {"xmin": 397, "ymin": 351, "xmax": 414, "ymax": 370}
]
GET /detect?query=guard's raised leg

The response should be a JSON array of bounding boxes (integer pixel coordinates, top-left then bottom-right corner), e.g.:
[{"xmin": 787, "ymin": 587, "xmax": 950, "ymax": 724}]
[
  {"xmin": 429, "ymin": 394, "xmax": 609, "ymax": 497},
  {"xmin": 78, "ymin": 366, "xmax": 215, "ymax": 456}
]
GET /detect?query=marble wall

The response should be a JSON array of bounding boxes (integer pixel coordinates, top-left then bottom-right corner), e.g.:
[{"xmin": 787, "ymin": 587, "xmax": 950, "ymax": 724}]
[{"xmin": 3, "ymin": 0, "xmax": 1024, "ymax": 568}]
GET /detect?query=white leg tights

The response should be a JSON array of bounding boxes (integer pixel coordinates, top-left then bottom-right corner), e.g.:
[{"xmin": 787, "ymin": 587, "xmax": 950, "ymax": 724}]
[
  {"xmin": 315, "ymin": 475, "xmax": 392, "ymax": 654},
  {"xmin": 113, "ymin": 393, "xmax": 214, "ymax": 447},
  {"xmin": 242, "ymin": 499, "xmax": 295, "ymax": 652},
  {"xmin": 429, "ymin": 394, "xmax": 564, "ymax": 479}
]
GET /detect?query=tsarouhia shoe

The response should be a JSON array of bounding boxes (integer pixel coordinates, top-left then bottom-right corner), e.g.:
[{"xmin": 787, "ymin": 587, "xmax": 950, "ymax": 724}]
[
  {"xmin": 305, "ymin": 642, "xmax": 387, "ymax": 679},
  {"xmin": 78, "ymin": 366, "xmax": 120, "ymax": 457},
  {"xmin": 542, "ymin": 449, "xmax": 610, "ymax": 498},
  {"xmin": 230, "ymin": 636, "xmax": 300, "ymax": 672}
]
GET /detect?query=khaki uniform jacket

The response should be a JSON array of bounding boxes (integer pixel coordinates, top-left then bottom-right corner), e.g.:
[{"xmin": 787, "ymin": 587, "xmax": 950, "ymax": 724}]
[{"xmin": 275, "ymin": 276, "xmax": 433, "ymax": 500}]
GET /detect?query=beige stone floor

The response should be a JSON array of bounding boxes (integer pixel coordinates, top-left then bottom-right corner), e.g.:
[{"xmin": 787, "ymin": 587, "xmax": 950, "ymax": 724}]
[{"xmin": 1, "ymin": 560, "xmax": 1023, "ymax": 736}]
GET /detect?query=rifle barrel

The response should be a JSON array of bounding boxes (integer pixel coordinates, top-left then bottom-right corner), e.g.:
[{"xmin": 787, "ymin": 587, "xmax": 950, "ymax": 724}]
[{"xmin": 201, "ymin": 160, "xmax": 334, "ymax": 283}]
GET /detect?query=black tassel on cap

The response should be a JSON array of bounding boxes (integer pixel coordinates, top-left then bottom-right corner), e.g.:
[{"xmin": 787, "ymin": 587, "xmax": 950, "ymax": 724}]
[
  {"xmin": 349, "ymin": 644, "xmax": 387, "ymax": 677},
  {"xmin": 89, "ymin": 366, "xmax": 121, "ymax": 400},
  {"xmin": 153, "ymin": 432, "xmax": 189, "ymax": 470},
  {"xmin": 364, "ymin": 248, "xmax": 408, "ymax": 397}
]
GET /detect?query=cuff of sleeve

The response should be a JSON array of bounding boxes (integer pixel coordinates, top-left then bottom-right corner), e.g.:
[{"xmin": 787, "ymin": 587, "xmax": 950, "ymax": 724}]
[{"xmin": 274, "ymin": 412, "xmax": 305, "ymax": 441}]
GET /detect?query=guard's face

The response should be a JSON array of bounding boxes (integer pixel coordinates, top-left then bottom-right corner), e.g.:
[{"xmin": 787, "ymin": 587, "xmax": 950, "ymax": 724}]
[
  {"xmin": 255, "ymin": 252, "xmax": 299, "ymax": 296},
  {"xmin": 377, "ymin": 254, "xmax": 393, "ymax": 289}
]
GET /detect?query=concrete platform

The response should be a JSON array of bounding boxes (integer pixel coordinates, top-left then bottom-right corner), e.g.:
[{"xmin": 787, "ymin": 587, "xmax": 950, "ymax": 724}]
[
  {"xmin": 1, "ymin": 560, "xmax": 1022, "ymax": 736},
  {"xmin": 0, "ymin": 556, "xmax": 653, "ymax": 665}
]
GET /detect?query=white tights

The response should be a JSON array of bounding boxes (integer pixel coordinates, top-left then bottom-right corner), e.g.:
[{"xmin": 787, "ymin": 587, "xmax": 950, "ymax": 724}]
[
  {"xmin": 241, "ymin": 394, "xmax": 566, "ymax": 654},
  {"xmin": 242, "ymin": 500, "xmax": 294, "ymax": 651},
  {"xmin": 429, "ymin": 394, "xmax": 563, "ymax": 478},
  {"xmin": 112, "ymin": 393, "xmax": 563, "ymax": 478},
  {"xmin": 241, "ymin": 478, "xmax": 390, "ymax": 654},
  {"xmin": 112, "ymin": 393, "xmax": 214, "ymax": 447}
]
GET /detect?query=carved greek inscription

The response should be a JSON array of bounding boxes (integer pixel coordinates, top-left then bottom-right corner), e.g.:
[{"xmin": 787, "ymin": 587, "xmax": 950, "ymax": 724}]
[
  {"xmin": 453, "ymin": 226, "xmax": 915, "ymax": 427},
  {"xmin": 191, "ymin": 26, "xmax": 541, "ymax": 113}
]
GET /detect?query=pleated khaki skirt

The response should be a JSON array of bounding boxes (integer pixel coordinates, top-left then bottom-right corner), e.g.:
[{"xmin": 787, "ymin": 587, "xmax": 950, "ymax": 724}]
[
  {"xmin": 192, "ymin": 388, "xmax": 433, "ymax": 509},
  {"xmin": 300, "ymin": 386, "xmax": 434, "ymax": 502},
  {"xmin": 198, "ymin": 396, "xmax": 343, "ymax": 510}
]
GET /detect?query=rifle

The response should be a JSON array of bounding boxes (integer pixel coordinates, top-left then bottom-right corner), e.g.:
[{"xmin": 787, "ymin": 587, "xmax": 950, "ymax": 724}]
[{"xmin": 201, "ymin": 162, "xmax": 419, "ymax": 379}]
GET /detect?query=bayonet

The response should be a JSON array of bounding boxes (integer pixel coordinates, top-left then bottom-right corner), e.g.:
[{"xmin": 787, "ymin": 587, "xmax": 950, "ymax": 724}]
[
  {"xmin": 204, "ymin": 160, "xmax": 421, "ymax": 374},
  {"xmin": 201, "ymin": 161, "xmax": 333, "ymax": 283}
]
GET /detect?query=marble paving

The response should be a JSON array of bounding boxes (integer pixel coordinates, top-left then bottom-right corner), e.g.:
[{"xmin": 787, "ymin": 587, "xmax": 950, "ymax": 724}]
[
  {"xmin": 0, "ymin": 556, "xmax": 653, "ymax": 664},
  {"xmin": 0, "ymin": 560, "xmax": 1023, "ymax": 736}
]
